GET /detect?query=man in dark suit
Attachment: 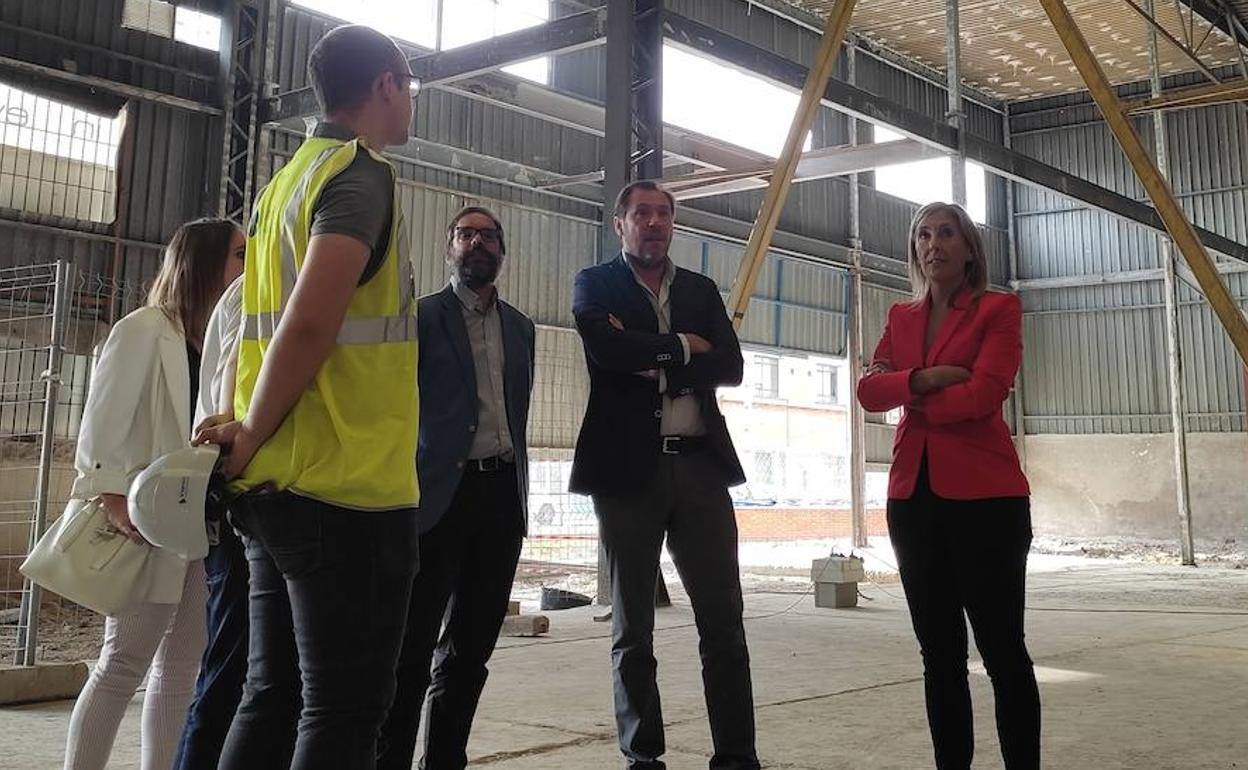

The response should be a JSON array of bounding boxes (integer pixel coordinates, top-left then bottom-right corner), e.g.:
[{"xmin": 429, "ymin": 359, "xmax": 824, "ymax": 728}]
[
  {"xmin": 571, "ymin": 181, "xmax": 759, "ymax": 770},
  {"xmin": 378, "ymin": 205, "xmax": 535, "ymax": 770}
]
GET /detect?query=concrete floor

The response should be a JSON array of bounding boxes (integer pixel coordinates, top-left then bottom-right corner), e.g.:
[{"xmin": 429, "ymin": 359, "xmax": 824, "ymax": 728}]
[{"xmin": 2, "ymin": 559, "xmax": 1246, "ymax": 769}]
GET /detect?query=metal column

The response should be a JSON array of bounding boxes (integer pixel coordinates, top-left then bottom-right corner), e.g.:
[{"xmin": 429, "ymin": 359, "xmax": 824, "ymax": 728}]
[
  {"xmin": 946, "ymin": 0, "xmax": 967, "ymax": 206},
  {"xmin": 726, "ymin": 0, "xmax": 859, "ymax": 329},
  {"xmin": 218, "ymin": 0, "xmax": 271, "ymax": 224},
  {"xmin": 1147, "ymin": 0, "xmax": 1196, "ymax": 565},
  {"xmin": 600, "ymin": 0, "xmax": 664, "ymax": 261},
  {"xmin": 846, "ymin": 41, "xmax": 868, "ymax": 549},
  {"xmin": 599, "ymin": 0, "xmax": 665, "ymax": 608},
  {"xmin": 1003, "ymin": 105, "xmax": 1028, "ymax": 472}
]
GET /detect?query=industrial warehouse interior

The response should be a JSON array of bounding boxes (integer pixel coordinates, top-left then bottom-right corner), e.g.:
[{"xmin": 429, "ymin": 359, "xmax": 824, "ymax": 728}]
[{"xmin": 1, "ymin": 0, "xmax": 1246, "ymax": 768}]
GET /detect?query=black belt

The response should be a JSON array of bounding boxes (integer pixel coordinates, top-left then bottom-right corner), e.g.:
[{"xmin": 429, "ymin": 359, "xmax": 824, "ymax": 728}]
[
  {"xmin": 660, "ymin": 435, "xmax": 708, "ymax": 455},
  {"xmin": 464, "ymin": 456, "xmax": 513, "ymax": 473}
]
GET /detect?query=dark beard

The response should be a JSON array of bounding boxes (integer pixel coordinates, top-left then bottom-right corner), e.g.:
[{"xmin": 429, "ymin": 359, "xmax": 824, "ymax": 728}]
[{"xmin": 457, "ymin": 247, "xmax": 500, "ymax": 288}]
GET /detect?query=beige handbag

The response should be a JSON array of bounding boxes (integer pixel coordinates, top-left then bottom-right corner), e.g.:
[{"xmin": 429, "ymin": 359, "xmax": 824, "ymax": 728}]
[{"xmin": 19, "ymin": 496, "xmax": 155, "ymax": 617}]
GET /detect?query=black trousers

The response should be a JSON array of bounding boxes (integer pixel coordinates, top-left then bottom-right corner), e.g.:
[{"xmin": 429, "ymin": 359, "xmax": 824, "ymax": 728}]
[
  {"xmin": 593, "ymin": 451, "xmax": 759, "ymax": 770},
  {"xmin": 171, "ymin": 520, "xmax": 248, "ymax": 770},
  {"xmin": 218, "ymin": 492, "xmax": 419, "ymax": 770},
  {"xmin": 377, "ymin": 465, "xmax": 524, "ymax": 770},
  {"xmin": 887, "ymin": 461, "xmax": 1041, "ymax": 770}
]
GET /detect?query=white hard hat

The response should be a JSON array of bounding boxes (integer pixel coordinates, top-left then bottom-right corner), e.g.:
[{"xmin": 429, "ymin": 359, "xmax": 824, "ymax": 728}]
[{"xmin": 128, "ymin": 445, "xmax": 220, "ymax": 559}]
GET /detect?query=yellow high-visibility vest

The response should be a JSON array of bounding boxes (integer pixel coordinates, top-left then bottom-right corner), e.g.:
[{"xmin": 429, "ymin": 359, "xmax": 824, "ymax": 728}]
[{"xmin": 233, "ymin": 135, "xmax": 419, "ymax": 510}]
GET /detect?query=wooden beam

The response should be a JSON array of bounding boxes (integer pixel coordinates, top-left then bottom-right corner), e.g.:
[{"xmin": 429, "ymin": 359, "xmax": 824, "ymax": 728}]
[
  {"xmin": 1125, "ymin": 78, "xmax": 1248, "ymax": 113},
  {"xmin": 1039, "ymin": 0, "xmax": 1248, "ymax": 368},
  {"xmin": 726, "ymin": 0, "xmax": 859, "ymax": 329}
]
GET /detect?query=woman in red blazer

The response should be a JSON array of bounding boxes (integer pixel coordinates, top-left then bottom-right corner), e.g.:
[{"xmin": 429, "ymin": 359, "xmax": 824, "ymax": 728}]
[{"xmin": 858, "ymin": 202, "xmax": 1039, "ymax": 770}]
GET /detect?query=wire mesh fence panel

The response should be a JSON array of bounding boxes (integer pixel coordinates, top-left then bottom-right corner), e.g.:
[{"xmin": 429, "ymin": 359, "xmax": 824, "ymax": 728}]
[
  {"xmin": 0, "ymin": 262, "xmax": 145, "ymax": 665},
  {"xmin": 516, "ymin": 327, "xmax": 599, "ymax": 604},
  {"xmin": 0, "ymin": 81, "xmax": 126, "ymax": 225},
  {"xmin": 0, "ymin": 263, "xmax": 60, "ymax": 664}
]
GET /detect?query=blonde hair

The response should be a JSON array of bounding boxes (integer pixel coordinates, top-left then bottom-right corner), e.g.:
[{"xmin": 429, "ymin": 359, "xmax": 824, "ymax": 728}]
[
  {"xmin": 146, "ymin": 218, "xmax": 240, "ymax": 345},
  {"xmin": 906, "ymin": 202, "xmax": 989, "ymax": 303}
]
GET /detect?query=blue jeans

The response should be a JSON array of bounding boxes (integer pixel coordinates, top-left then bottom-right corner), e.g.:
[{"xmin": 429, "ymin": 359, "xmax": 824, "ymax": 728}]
[
  {"xmin": 218, "ymin": 492, "xmax": 419, "ymax": 770},
  {"xmin": 172, "ymin": 520, "xmax": 250, "ymax": 770}
]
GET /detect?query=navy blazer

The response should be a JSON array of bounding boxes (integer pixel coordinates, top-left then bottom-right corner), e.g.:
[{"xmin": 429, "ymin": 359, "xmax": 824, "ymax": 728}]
[
  {"xmin": 570, "ymin": 255, "xmax": 746, "ymax": 498},
  {"xmin": 416, "ymin": 283, "xmax": 535, "ymax": 534}
]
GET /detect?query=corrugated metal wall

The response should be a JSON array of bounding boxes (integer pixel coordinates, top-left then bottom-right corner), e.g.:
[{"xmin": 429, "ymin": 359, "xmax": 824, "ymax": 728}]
[
  {"xmin": 0, "ymin": 0, "xmax": 219, "ymax": 284},
  {"xmin": 1011, "ymin": 71, "xmax": 1248, "ymax": 435},
  {"xmin": 0, "ymin": 0, "xmax": 219, "ymax": 103}
]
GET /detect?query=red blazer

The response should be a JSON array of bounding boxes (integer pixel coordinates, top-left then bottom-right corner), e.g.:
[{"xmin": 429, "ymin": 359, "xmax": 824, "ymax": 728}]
[{"xmin": 857, "ymin": 288, "xmax": 1029, "ymax": 501}]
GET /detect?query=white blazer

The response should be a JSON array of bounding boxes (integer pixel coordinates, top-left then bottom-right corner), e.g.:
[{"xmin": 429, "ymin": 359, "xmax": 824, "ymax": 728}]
[{"xmin": 71, "ymin": 306, "xmax": 193, "ymax": 605}]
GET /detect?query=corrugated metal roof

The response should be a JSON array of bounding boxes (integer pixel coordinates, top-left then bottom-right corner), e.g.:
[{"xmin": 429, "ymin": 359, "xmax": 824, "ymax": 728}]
[{"xmin": 780, "ymin": 0, "xmax": 1246, "ymax": 99}]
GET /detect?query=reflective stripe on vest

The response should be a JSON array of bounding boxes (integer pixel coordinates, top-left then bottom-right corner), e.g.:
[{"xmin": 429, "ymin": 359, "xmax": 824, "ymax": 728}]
[
  {"xmin": 232, "ymin": 134, "xmax": 419, "ymax": 511},
  {"xmin": 241, "ymin": 311, "xmax": 418, "ymax": 345},
  {"xmin": 240, "ymin": 144, "xmax": 416, "ymax": 346}
]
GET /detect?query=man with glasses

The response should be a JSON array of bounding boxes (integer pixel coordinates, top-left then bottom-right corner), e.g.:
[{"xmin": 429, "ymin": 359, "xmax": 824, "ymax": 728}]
[
  {"xmin": 197, "ymin": 25, "xmax": 423, "ymax": 770},
  {"xmin": 378, "ymin": 206, "xmax": 535, "ymax": 770}
]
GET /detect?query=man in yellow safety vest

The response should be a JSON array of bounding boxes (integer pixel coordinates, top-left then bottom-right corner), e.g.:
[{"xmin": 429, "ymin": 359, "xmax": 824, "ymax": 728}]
[{"xmin": 197, "ymin": 24, "xmax": 421, "ymax": 770}]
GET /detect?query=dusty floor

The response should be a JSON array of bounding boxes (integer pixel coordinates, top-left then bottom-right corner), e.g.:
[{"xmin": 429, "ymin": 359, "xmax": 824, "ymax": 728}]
[{"xmin": 1, "ymin": 557, "xmax": 1246, "ymax": 769}]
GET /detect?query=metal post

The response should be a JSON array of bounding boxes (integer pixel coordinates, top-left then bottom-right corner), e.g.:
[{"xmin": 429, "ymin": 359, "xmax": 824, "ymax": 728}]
[
  {"xmin": 1038, "ymin": 0, "xmax": 1248, "ymax": 368},
  {"xmin": 727, "ymin": 0, "xmax": 859, "ymax": 329},
  {"xmin": 846, "ymin": 41, "xmax": 868, "ymax": 549},
  {"xmin": 946, "ymin": 0, "xmax": 966, "ymax": 206},
  {"xmin": 18, "ymin": 260, "xmax": 72, "ymax": 666},
  {"xmin": 599, "ymin": 0, "xmax": 665, "ymax": 607},
  {"xmin": 1003, "ymin": 105, "xmax": 1028, "ymax": 471},
  {"xmin": 1147, "ymin": 0, "xmax": 1196, "ymax": 565}
]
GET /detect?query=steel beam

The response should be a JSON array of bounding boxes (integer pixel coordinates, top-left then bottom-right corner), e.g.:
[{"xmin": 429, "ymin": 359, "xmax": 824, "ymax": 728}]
[
  {"xmin": 0, "ymin": 55, "xmax": 221, "ymax": 115},
  {"xmin": 264, "ymin": 8, "xmax": 608, "ymax": 123},
  {"xmin": 663, "ymin": 140, "xmax": 947, "ymax": 200},
  {"xmin": 1121, "ymin": 0, "xmax": 1223, "ymax": 83},
  {"xmin": 726, "ymin": 0, "xmax": 858, "ymax": 329},
  {"xmin": 1124, "ymin": 78, "xmax": 1248, "ymax": 112},
  {"xmin": 1012, "ymin": 260, "xmax": 1248, "ymax": 290},
  {"xmin": 1040, "ymin": 0, "xmax": 1248, "ymax": 368},
  {"xmin": 664, "ymin": 10, "xmax": 1248, "ymax": 263},
  {"xmin": 443, "ymin": 73, "xmax": 768, "ymax": 173}
]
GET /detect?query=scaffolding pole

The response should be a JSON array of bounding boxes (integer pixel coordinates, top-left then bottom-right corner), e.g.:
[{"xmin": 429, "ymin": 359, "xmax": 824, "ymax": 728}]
[
  {"xmin": 845, "ymin": 42, "xmax": 869, "ymax": 549},
  {"xmin": 946, "ymin": 0, "xmax": 967, "ymax": 206},
  {"xmin": 1003, "ymin": 105, "xmax": 1029, "ymax": 472},
  {"xmin": 1147, "ymin": 0, "xmax": 1197, "ymax": 565}
]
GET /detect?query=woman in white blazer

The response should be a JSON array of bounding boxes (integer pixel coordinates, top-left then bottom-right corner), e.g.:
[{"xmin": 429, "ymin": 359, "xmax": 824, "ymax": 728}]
[{"xmin": 64, "ymin": 218, "xmax": 245, "ymax": 770}]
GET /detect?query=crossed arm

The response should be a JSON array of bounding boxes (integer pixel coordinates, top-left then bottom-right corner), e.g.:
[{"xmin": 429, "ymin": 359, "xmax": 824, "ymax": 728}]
[{"xmin": 857, "ymin": 295, "xmax": 1022, "ymax": 425}]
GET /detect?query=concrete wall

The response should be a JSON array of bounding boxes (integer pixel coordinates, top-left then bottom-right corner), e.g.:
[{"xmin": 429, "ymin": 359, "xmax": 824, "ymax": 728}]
[{"xmin": 1025, "ymin": 433, "xmax": 1248, "ymax": 545}]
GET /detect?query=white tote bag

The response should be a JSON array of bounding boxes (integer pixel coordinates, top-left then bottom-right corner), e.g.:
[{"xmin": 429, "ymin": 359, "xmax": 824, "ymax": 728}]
[{"xmin": 19, "ymin": 497, "xmax": 155, "ymax": 617}]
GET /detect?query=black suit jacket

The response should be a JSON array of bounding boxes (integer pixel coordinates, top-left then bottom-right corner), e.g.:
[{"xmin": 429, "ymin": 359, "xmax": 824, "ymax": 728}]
[
  {"xmin": 570, "ymin": 255, "xmax": 746, "ymax": 498},
  {"xmin": 415, "ymin": 284, "xmax": 536, "ymax": 534}
]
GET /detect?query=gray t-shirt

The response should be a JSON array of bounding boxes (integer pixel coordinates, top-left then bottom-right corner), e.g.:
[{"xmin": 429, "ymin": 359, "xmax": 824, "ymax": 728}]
[{"xmin": 307, "ymin": 122, "xmax": 394, "ymax": 284}]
